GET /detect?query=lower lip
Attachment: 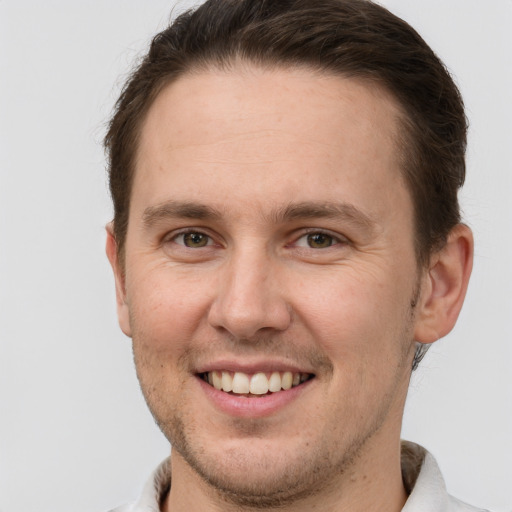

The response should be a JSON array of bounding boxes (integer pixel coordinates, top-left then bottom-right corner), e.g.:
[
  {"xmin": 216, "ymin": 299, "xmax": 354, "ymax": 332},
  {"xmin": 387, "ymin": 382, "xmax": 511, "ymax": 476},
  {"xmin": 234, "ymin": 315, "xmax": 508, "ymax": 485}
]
[{"xmin": 196, "ymin": 376, "xmax": 313, "ymax": 418}]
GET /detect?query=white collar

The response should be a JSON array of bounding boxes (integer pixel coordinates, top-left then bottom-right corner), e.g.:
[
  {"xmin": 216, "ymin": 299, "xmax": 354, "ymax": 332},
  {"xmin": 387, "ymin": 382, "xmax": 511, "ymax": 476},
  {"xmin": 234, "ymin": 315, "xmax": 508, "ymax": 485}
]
[{"xmin": 115, "ymin": 441, "xmax": 487, "ymax": 512}]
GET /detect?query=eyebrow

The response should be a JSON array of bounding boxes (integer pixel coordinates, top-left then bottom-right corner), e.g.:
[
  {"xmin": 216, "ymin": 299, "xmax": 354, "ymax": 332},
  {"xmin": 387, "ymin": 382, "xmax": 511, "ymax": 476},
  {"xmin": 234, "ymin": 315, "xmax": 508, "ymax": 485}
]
[
  {"xmin": 270, "ymin": 202, "xmax": 376, "ymax": 231},
  {"xmin": 142, "ymin": 199, "xmax": 376, "ymax": 232},
  {"xmin": 142, "ymin": 200, "xmax": 222, "ymax": 227}
]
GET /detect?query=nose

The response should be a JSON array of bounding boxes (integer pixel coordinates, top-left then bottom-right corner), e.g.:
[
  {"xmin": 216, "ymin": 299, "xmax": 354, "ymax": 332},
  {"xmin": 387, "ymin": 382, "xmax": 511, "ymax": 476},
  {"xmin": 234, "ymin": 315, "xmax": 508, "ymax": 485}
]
[{"xmin": 207, "ymin": 247, "xmax": 291, "ymax": 340}]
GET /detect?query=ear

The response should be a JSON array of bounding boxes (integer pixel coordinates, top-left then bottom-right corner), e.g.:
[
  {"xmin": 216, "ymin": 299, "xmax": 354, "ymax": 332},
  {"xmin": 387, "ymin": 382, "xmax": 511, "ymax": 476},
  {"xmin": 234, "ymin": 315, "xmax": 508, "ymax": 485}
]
[
  {"xmin": 414, "ymin": 224, "xmax": 473, "ymax": 344},
  {"xmin": 105, "ymin": 224, "xmax": 132, "ymax": 337}
]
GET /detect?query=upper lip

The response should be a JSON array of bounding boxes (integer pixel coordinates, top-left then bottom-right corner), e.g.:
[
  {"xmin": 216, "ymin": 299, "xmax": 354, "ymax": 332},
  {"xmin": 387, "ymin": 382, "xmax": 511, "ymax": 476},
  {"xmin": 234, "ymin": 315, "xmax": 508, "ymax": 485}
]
[{"xmin": 195, "ymin": 358, "xmax": 315, "ymax": 375}]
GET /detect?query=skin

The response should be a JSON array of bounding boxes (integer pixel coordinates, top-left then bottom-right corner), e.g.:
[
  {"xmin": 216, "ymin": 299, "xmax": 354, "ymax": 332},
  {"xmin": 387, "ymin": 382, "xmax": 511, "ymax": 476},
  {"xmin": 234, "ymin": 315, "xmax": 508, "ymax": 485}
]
[{"xmin": 107, "ymin": 65, "xmax": 473, "ymax": 512}]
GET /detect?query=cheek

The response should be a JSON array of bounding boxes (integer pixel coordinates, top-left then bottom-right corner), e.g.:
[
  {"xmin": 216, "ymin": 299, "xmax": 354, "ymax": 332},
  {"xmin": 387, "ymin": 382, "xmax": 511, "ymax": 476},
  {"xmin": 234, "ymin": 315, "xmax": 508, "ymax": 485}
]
[
  {"xmin": 127, "ymin": 267, "xmax": 214, "ymax": 354},
  {"xmin": 291, "ymin": 266, "xmax": 413, "ymax": 359}
]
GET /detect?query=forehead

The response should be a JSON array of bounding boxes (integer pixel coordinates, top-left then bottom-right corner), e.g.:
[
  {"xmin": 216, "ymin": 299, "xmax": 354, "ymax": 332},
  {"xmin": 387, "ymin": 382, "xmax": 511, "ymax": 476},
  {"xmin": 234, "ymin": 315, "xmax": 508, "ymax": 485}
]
[{"xmin": 133, "ymin": 65, "xmax": 410, "ymax": 223}]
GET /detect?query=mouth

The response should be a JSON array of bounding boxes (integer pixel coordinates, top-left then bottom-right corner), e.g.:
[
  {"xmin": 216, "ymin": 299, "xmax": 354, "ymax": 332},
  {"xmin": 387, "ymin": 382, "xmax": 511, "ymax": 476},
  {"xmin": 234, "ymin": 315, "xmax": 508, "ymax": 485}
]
[{"xmin": 199, "ymin": 370, "xmax": 314, "ymax": 397}]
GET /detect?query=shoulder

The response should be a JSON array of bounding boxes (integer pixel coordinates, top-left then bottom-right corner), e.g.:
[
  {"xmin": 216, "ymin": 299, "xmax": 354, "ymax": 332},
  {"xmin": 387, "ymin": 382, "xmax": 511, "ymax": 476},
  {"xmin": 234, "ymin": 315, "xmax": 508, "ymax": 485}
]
[
  {"xmin": 401, "ymin": 441, "xmax": 492, "ymax": 512},
  {"xmin": 106, "ymin": 457, "xmax": 171, "ymax": 512},
  {"xmin": 447, "ymin": 495, "xmax": 490, "ymax": 512},
  {"xmin": 107, "ymin": 505, "xmax": 133, "ymax": 512}
]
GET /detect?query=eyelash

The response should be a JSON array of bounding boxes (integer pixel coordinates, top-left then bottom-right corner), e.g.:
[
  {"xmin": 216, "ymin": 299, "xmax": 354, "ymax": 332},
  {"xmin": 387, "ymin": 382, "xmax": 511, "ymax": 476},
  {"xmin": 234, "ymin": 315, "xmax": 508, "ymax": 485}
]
[
  {"xmin": 168, "ymin": 230, "xmax": 217, "ymax": 248},
  {"xmin": 166, "ymin": 228, "xmax": 347, "ymax": 250},
  {"xmin": 291, "ymin": 230, "xmax": 347, "ymax": 249}
]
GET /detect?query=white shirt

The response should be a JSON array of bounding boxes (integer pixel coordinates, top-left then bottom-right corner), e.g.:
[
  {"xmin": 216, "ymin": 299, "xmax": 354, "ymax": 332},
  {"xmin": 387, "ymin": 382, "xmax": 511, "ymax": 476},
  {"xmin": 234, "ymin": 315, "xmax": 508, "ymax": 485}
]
[{"xmin": 110, "ymin": 442, "xmax": 489, "ymax": 512}]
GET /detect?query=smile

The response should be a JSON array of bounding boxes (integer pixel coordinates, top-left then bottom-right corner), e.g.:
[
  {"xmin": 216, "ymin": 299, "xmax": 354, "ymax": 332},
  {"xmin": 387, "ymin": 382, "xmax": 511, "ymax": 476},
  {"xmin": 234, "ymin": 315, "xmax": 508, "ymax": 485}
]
[{"xmin": 200, "ymin": 371, "xmax": 313, "ymax": 396}]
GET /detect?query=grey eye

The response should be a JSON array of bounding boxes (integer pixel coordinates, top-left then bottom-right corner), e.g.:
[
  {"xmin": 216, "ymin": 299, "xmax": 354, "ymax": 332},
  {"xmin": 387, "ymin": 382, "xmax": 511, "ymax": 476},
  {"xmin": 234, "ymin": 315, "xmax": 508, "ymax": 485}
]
[
  {"xmin": 306, "ymin": 233, "xmax": 335, "ymax": 248},
  {"xmin": 178, "ymin": 232, "xmax": 210, "ymax": 248}
]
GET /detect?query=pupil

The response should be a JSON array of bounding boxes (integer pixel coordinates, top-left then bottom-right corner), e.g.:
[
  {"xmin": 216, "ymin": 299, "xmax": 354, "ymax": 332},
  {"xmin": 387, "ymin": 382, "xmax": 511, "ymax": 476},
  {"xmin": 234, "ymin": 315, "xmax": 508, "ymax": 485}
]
[
  {"xmin": 308, "ymin": 233, "xmax": 332, "ymax": 248},
  {"xmin": 184, "ymin": 233, "xmax": 207, "ymax": 247}
]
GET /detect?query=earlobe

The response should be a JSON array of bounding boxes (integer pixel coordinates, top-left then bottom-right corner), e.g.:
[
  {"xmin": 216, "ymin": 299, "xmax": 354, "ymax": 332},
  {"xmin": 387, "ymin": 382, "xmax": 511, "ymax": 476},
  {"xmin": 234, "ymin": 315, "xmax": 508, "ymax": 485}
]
[
  {"xmin": 105, "ymin": 224, "xmax": 132, "ymax": 338},
  {"xmin": 414, "ymin": 224, "xmax": 474, "ymax": 344}
]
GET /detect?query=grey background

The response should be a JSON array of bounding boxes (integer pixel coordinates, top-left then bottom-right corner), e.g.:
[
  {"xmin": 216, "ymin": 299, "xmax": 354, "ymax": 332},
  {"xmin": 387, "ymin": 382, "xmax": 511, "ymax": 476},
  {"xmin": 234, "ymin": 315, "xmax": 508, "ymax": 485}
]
[{"xmin": 0, "ymin": 1, "xmax": 511, "ymax": 511}]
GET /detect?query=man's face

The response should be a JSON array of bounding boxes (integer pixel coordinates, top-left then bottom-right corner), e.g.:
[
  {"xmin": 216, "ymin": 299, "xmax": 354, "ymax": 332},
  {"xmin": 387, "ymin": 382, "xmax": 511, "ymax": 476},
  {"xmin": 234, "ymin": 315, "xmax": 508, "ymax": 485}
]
[{"xmin": 114, "ymin": 66, "xmax": 427, "ymax": 504}]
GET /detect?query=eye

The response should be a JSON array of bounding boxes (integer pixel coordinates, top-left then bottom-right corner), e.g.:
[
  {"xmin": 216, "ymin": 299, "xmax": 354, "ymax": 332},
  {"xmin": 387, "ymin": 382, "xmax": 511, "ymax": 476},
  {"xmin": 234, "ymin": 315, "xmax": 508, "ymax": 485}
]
[
  {"xmin": 294, "ymin": 232, "xmax": 343, "ymax": 249},
  {"xmin": 174, "ymin": 231, "xmax": 212, "ymax": 248}
]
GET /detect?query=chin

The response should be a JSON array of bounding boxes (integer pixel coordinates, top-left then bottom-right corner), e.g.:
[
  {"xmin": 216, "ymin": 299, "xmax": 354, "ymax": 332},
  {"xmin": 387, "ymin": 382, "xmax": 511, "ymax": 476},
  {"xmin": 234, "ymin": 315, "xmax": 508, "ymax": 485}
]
[
  {"xmin": 174, "ymin": 439, "xmax": 332, "ymax": 508},
  {"xmin": 164, "ymin": 416, "xmax": 371, "ymax": 509}
]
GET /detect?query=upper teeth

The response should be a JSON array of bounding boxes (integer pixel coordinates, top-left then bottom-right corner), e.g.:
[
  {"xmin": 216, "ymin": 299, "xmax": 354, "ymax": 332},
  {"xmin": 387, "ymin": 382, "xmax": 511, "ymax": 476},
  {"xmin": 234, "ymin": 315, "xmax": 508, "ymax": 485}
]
[{"xmin": 205, "ymin": 371, "xmax": 309, "ymax": 395}]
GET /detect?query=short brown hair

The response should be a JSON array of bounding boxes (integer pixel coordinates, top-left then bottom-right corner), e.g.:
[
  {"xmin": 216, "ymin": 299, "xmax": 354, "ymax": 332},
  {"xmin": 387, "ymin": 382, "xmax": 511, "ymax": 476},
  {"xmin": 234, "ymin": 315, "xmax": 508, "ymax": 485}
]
[{"xmin": 105, "ymin": 0, "xmax": 467, "ymax": 268}]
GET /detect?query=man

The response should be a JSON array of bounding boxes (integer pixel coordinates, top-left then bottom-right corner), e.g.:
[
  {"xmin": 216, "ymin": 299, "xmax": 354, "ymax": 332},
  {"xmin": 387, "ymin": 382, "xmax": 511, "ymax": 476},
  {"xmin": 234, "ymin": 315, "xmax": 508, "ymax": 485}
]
[{"xmin": 104, "ymin": 0, "xmax": 481, "ymax": 510}]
